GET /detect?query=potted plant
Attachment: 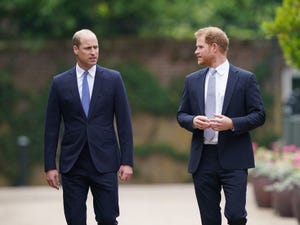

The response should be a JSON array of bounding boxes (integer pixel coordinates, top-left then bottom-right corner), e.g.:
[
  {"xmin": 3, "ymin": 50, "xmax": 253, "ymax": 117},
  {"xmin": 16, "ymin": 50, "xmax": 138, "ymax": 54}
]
[
  {"xmin": 250, "ymin": 147, "xmax": 277, "ymax": 208},
  {"xmin": 265, "ymin": 145, "xmax": 300, "ymax": 218},
  {"xmin": 265, "ymin": 160, "xmax": 294, "ymax": 217},
  {"xmin": 290, "ymin": 150, "xmax": 300, "ymax": 224}
]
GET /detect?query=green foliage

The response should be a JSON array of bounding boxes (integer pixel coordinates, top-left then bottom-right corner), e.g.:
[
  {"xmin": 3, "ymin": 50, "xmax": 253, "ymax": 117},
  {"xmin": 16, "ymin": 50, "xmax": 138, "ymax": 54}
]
[
  {"xmin": 118, "ymin": 63, "xmax": 175, "ymax": 115},
  {"xmin": 149, "ymin": 0, "xmax": 281, "ymax": 40},
  {"xmin": 0, "ymin": 71, "xmax": 20, "ymax": 183},
  {"xmin": 263, "ymin": 0, "xmax": 300, "ymax": 69},
  {"xmin": 0, "ymin": 71, "xmax": 16, "ymax": 119},
  {"xmin": 0, "ymin": 70, "xmax": 48, "ymax": 184},
  {"xmin": 96, "ymin": 0, "xmax": 161, "ymax": 36},
  {"xmin": 0, "ymin": 0, "xmax": 98, "ymax": 38},
  {"xmin": 251, "ymin": 60, "xmax": 280, "ymax": 146},
  {"xmin": 0, "ymin": 0, "xmax": 281, "ymax": 40},
  {"xmin": 134, "ymin": 144, "xmax": 188, "ymax": 162},
  {"xmin": 167, "ymin": 76, "xmax": 186, "ymax": 112},
  {"xmin": 117, "ymin": 63, "xmax": 187, "ymax": 115}
]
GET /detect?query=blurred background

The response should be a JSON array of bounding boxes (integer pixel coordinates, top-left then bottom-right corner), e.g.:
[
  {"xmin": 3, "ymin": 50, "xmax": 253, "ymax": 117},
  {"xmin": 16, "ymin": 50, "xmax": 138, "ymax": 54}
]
[{"xmin": 0, "ymin": 0, "xmax": 299, "ymax": 186}]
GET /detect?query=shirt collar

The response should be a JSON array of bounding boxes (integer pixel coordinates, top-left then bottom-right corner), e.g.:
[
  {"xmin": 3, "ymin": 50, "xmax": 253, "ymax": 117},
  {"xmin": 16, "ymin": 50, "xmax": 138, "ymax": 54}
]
[
  {"xmin": 214, "ymin": 60, "xmax": 229, "ymax": 76},
  {"xmin": 76, "ymin": 64, "xmax": 96, "ymax": 78}
]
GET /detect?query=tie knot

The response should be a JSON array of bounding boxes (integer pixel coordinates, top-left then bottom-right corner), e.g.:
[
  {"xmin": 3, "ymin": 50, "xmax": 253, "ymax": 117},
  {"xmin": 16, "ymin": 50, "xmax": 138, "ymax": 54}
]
[
  {"xmin": 210, "ymin": 68, "xmax": 217, "ymax": 76},
  {"xmin": 83, "ymin": 71, "xmax": 89, "ymax": 78}
]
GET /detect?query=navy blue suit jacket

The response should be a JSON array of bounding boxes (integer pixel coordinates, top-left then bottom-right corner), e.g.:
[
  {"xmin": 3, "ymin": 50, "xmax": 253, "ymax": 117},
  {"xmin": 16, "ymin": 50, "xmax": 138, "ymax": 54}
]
[
  {"xmin": 44, "ymin": 65, "xmax": 133, "ymax": 174},
  {"xmin": 177, "ymin": 64, "xmax": 265, "ymax": 173}
]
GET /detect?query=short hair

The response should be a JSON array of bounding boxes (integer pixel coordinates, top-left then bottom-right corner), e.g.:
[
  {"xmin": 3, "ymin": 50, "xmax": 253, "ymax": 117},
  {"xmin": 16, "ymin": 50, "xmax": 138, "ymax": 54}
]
[
  {"xmin": 72, "ymin": 29, "xmax": 96, "ymax": 47},
  {"xmin": 194, "ymin": 27, "xmax": 229, "ymax": 53}
]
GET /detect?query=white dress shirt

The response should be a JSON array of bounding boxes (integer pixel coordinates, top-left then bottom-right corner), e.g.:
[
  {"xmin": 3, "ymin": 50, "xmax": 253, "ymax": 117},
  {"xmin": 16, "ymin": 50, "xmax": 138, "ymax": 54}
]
[
  {"xmin": 76, "ymin": 64, "xmax": 96, "ymax": 100},
  {"xmin": 204, "ymin": 60, "xmax": 229, "ymax": 143}
]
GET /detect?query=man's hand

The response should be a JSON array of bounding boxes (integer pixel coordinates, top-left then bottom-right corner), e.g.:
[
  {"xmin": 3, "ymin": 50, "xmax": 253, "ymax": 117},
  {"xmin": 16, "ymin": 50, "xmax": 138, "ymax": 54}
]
[
  {"xmin": 46, "ymin": 169, "xmax": 60, "ymax": 190},
  {"xmin": 209, "ymin": 114, "xmax": 233, "ymax": 131},
  {"xmin": 118, "ymin": 165, "xmax": 133, "ymax": 182},
  {"xmin": 193, "ymin": 115, "xmax": 211, "ymax": 130}
]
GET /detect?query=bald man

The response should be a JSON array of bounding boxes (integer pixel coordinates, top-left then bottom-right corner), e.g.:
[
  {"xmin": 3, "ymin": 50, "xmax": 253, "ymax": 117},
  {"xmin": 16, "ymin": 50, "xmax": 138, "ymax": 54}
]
[{"xmin": 44, "ymin": 29, "xmax": 134, "ymax": 225}]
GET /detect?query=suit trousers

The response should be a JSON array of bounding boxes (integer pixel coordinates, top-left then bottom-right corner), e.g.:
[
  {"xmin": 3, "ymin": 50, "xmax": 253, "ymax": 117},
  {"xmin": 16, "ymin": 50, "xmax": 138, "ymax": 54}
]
[
  {"xmin": 61, "ymin": 144, "xmax": 119, "ymax": 225},
  {"xmin": 192, "ymin": 145, "xmax": 248, "ymax": 225}
]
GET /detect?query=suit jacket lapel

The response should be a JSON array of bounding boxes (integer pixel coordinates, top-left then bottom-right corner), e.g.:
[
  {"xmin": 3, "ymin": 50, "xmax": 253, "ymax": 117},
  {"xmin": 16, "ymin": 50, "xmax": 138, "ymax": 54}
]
[
  {"xmin": 68, "ymin": 68, "xmax": 83, "ymax": 109},
  {"xmin": 222, "ymin": 65, "xmax": 239, "ymax": 114},
  {"xmin": 198, "ymin": 69, "xmax": 208, "ymax": 115},
  {"xmin": 88, "ymin": 65, "xmax": 103, "ymax": 117}
]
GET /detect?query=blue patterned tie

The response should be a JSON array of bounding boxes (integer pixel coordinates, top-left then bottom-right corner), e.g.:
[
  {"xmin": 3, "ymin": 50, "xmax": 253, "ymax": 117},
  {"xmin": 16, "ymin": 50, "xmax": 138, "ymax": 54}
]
[
  {"xmin": 204, "ymin": 69, "xmax": 217, "ymax": 141},
  {"xmin": 81, "ymin": 71, "xmax": 90, "ymax": 116}
]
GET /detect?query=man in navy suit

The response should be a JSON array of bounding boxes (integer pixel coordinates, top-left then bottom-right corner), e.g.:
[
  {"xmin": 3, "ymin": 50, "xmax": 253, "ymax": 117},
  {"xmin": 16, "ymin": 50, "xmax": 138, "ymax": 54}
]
[
  {"xmin": 177, "ymin": 27, "xmax": 265, "ymax": 225},
  {"xmin": 44, "ymin": 29, "xmax": 134, "ymax": 225}
]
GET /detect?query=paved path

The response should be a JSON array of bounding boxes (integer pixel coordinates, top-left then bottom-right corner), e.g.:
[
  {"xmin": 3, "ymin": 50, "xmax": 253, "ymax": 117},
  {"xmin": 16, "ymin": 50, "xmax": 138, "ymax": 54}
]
[{"xmin": 0, "ymin": 183, "xmax": 297, "ymax": 225}]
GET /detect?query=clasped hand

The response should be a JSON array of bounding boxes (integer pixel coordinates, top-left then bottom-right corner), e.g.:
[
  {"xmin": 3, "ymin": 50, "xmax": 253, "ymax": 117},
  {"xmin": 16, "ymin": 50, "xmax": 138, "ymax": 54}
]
[{"xmin": 193, "ymin": 114, "xmax": 233, "ymax": 131}]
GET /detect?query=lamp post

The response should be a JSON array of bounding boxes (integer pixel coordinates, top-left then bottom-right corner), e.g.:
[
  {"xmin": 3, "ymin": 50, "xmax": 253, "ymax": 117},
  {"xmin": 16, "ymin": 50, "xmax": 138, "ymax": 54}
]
[{"xmin": 16, "ymin": 135, "xmax": 30, "ymax": 186}]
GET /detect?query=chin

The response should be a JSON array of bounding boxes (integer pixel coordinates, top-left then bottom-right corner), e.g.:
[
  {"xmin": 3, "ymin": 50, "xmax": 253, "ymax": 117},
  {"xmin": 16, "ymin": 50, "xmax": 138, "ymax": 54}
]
[
  {"xmin": 89, "ymin": 62, "xmax": 97, "ymax": 66},
  {"xmin": 196, "ymin": 58, "xmax": 203, "ymax": 64}
]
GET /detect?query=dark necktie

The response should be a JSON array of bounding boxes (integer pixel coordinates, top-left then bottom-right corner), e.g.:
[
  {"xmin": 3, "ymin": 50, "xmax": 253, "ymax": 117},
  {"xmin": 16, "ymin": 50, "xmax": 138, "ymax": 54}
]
[
  {"xmin": 204, "ymin": 69, "xmax": 217, "ymax": 141},
  {"xmin": 81, "ymin": 71, "xmax": 90, "ymax": 116}
]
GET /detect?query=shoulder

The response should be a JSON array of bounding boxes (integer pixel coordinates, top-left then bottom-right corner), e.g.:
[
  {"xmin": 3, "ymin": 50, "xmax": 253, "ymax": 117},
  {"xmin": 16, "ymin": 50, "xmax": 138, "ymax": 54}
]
[
  {"xmin": 53, "ymin": 67, "xmax": 75, "ymax": 82},
  {"xmin": 229, "ymin": 64, "xmax": 259, "ymax": 86},
  {"xmin": 49, "ymin": 68, "xmax": 75, "ymax": 90},
  {"xmin": 230, "ymin": 64, "xmax": 253, "ymax": 77},
  {"xmin": 186, "ymin": 67, "xmax": 208, "ymax": 80},
  {"xmin": 96, "ymin": 65, "xmax": 125, "ymax": 88},
  {"xmin": 96, "ymin": 65, "xmax": 121, "ymax": 78}
]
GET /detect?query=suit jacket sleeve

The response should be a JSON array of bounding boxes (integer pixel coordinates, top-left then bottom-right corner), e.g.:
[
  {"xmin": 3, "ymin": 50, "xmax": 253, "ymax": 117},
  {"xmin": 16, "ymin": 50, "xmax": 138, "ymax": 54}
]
[
  {"xmin": 114, "ymin": 73, "xmax": 134, "ymax": 166},
  {"xmin": 230, "ymin": 73, "xmax": 265, "ymax": 134},
  {"xmin": 44, "ymin": 78, "xmax": 61, "ymax": 171},
  {"xmin": 177, "ymin": 74, "xmax": 199, "ymax": 133}
]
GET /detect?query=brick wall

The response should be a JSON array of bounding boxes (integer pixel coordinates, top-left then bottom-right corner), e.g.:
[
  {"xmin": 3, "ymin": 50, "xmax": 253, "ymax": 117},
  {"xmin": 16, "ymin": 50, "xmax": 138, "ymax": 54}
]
[{"xmin": 0, "ymin": 38, "xmax": 285, "ymax": 90}]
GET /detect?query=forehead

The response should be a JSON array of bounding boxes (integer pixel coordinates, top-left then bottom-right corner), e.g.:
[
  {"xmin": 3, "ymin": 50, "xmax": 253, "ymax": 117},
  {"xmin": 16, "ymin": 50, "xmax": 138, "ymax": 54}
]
[
  {"xmin": 79, "ymin": 33, "xmax": 98, "ymax": 46},
  {"xmin": 196, "ymin": 36, "xmax": 206, "ymax": 46},
  {"xmin": 81, "ymin": 37, "xmax": 98, "ymax": 46}
]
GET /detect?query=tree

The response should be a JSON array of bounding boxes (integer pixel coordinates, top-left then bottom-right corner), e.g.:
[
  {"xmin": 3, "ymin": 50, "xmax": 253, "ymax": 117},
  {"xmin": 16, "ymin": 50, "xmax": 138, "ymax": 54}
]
[
  {"xmin": 263, "ymin": 0, "xmax": 300, "ymax": 69},
  {"xmin": 0, "ymin": 0, "xmax": 281, "ymax": 40},
  {"xmin": 147, "ymin": 0, "xmax": 282, "ymax": 40}
]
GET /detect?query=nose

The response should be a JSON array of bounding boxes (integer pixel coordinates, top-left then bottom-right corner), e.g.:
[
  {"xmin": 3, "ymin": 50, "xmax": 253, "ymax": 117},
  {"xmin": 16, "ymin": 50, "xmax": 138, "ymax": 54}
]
[
  {"xmin": 91, "ymin": 49, "xmax": 96, "ymax": 55},
  {"xmin": 194, "ymin": 48, "xmax": 198, "ymax": 55},
  {"xmin": 90, "ymin": 46, "xmax": 98, "ymax": 55}
]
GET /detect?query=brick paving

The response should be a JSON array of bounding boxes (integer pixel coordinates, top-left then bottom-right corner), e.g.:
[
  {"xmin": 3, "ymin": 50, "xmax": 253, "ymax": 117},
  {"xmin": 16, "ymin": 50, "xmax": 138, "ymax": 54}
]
[{"xmin": 0, "ymin": 183, "xmax": 297, "ymax": 225}]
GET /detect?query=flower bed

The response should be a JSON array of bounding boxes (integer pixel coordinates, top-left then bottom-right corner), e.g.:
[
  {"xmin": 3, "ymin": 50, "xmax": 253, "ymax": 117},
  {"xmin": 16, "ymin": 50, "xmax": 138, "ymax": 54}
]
[{"xmin": 250, "ymin": 143, "xmax": 300, "ymax": 221}]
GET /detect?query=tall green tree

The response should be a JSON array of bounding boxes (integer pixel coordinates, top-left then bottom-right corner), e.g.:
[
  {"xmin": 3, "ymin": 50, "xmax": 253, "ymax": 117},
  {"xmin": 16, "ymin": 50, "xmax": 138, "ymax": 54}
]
[
  {"xmin": 0, "ymin": 0, "xmax": 100, "ymax": 38},
  {"xmin": 146, "ymin": 0, "xmax": 282, "ymax": 39},
  {"xmin": 263, "ymin": 0, "xmax": 300, "ymax": 69},
  {"xmin": 0, "ymin": 0, "xmax": 281, "ymax": 40}
]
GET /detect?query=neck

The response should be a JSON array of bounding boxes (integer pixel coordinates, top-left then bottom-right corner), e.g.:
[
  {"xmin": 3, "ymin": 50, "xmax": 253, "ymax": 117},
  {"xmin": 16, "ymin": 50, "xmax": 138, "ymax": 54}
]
[{"xmin": 210, "ymin": 56, "xmax": 227, "ymax": 68}]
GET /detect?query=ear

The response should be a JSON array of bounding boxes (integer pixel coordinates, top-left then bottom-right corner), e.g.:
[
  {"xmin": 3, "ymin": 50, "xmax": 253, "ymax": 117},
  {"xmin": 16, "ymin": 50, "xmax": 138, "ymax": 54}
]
[
  {"xmin": 211, "ymin": 43, "xmax": 218, "ymax": 53},
  {"xmin": 73, "ymin": 45, "xmax": 79, "ymax": 55}
]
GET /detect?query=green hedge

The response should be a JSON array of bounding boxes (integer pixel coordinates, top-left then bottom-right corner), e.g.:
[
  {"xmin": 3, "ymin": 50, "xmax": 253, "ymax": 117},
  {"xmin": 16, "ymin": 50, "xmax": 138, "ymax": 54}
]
[
  {"xmin": 117, "ymin": 63, "xmax": 179, "ymax": 115},
  {"xmin": 134, "ymin": 144, "xmax": 188, "ymax": 162}
]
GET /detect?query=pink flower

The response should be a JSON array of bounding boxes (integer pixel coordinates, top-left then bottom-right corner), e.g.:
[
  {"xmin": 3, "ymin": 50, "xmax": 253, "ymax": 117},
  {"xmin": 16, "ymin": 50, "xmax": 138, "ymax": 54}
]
[
  {"xmin": 293, "ymin": 151, "xmax": 300, "ymax": 168},
  {"xmin": 283, "ymin": 144, "xmax": 297, "ymax": 153}
]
